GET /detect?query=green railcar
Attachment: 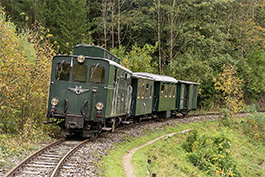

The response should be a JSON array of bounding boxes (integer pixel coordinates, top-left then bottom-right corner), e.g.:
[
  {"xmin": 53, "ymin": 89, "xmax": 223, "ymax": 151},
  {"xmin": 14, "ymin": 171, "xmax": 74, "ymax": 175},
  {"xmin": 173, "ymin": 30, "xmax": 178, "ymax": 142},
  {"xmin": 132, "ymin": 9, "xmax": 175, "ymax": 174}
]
[
  {"xmin": 131, "ymin": 73, "xmax": 155, "ymax": 117},
  {"xmin": 46, "ymin": 45, "xmax": 132, "ymax": 137},
  {"xmin": 132, "ymin": 73, "xmax": 178, "ymax": 118},
  {"xmin": 176, "ymin": 80, "xmax": 200, "ymax": 115}
]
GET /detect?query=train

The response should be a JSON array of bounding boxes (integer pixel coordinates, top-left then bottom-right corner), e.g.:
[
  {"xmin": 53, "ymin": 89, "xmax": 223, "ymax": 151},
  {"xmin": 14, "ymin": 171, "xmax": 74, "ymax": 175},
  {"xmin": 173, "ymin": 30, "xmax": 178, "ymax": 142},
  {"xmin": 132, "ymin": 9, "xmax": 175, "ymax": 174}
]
[{"xmin": 44, "ymin": 44, "xmax": 199, "ymax": 138}]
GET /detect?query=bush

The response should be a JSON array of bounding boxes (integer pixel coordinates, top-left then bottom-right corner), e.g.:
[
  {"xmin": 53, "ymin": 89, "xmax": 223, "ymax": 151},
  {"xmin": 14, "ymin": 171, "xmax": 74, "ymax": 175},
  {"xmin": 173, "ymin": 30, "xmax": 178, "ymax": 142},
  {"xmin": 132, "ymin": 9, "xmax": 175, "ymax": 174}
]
[
  {"xmin": 182, "ymin": 129, "xmax": 242, "ymax": 176},
  {"xmin": 244, "ymin": 111, "xmax": 265, "ymax": 144}
]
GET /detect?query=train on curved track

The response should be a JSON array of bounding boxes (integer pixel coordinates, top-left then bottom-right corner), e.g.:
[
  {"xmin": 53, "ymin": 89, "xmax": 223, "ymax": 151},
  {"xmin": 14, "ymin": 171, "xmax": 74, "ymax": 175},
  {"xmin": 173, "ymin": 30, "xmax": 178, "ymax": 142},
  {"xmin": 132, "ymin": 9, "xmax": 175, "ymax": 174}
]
[{"xmin": 44, "ymin": 44, "xmax": 199, "ymax": 138}]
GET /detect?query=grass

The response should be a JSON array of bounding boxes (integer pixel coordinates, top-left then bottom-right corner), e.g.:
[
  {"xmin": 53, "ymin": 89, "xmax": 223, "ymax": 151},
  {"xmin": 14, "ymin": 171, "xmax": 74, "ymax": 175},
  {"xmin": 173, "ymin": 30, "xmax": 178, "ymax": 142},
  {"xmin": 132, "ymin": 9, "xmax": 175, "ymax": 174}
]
[{"xmin": 99, "ymin": 113, "xmax": 265, "ymax": 177}]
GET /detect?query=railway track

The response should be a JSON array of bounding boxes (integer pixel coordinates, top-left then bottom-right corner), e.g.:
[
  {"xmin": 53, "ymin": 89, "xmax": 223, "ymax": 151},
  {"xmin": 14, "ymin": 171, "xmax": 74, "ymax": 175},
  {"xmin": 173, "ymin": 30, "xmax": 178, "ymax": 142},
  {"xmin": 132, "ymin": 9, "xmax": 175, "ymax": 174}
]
[
  {"xmin": 4, "ymin": 110, "xmax": 264, "ymax": 177},
  {"xmin": 5, "ymin": 138, "xmax": 90, "ymax": 177}
]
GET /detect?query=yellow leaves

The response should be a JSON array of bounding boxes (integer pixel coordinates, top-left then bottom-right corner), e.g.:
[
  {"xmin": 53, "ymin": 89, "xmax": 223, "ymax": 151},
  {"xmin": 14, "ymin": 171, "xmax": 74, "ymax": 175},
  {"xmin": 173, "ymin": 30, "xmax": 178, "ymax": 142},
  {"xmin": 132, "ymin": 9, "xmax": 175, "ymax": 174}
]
[
  {"xmin": 213, "ymin": 64, "xmax": 245, "ymax": 117},
  {"xmin": 0, "ymin": 9, "xmax": 55, "ymax": 132},
  {"xmin": 46, "ymin": 34, "xmax": 53, "ymax": 38}
]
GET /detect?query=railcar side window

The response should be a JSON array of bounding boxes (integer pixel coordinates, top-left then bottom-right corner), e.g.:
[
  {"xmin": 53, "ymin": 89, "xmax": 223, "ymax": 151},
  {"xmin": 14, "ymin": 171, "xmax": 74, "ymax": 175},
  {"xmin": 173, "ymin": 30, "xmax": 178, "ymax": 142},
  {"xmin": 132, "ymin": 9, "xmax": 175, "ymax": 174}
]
[
  {"xmin": 73, "ymin": 64, "xmax": 88, "ymax": 82},
  {"xmin": 90, "ymin": 65, "xmax": 105, "ymax": 84},
  {"xmin": 141, "ymin": 83, "xmax": 145, "ymax": 99},
  {"xmin": 56, "ymin": 62, "xmax": 71, "ymax": 81},
  {"xmin": 169, "ymin": 85, "xmax": 172, "ymax": 98},
  {"xmin": 161, "ymin": 84, "xmax": 164, "ymax": 97},
  {"xmin": 165, "ymin": 85, "xmax": 168, "ymax": 98},
  {"xmin": 173, "ymin": 85, "xmax": 176, "ymax": 98},
  {"xmin": 137, "ymin": 82, "xmax": 141, "ymax": 99},
  {"xmin": 149, "ymin": 84, "xmax": 153, "ymax": 98},
  {"xmin": 146, "ymin": 84, "xmax": 149, "ymax": 98}
]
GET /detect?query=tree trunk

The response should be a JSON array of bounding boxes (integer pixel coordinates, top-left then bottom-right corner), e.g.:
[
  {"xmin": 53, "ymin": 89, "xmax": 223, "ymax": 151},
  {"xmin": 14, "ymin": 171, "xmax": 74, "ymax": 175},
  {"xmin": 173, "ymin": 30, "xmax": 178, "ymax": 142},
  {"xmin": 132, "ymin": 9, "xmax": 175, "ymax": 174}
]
[
  {"xmin": 118, "ymin": 0, "xmax": 121, "ymax": 46},
  {"xmin": 102, "ymin": 0, "xmax": 107, "ymax": 48},
  {"xmin": 157, "ymin": 0, "xmax": 162, "ymax": 74},
  {"xmin": 169, "ymin": 0, "xmax": 176, "ymax": 63}
]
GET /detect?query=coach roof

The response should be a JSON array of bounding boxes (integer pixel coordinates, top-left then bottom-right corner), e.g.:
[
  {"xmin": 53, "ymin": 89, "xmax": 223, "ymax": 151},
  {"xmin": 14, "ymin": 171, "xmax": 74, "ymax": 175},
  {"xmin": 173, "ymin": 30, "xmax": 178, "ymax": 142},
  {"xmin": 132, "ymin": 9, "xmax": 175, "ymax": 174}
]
[{"xmin": 133, "ymin": 72, "xmax": 178, "ymax": 83}]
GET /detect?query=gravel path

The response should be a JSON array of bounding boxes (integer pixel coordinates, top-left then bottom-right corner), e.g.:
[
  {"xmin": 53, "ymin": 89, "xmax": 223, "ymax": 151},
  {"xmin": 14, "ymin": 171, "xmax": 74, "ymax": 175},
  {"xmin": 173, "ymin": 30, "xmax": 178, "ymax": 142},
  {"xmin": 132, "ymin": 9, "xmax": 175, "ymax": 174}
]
[{"xmin": 122, "ymin": 128, "xmax": 193, "ymax": 177}]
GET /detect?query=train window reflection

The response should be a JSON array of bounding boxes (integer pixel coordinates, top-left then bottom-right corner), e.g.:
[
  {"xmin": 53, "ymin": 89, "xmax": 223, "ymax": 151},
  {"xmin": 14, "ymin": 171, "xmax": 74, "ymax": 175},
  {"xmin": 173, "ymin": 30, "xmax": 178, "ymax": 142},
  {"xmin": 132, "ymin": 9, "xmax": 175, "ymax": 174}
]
[
  {"xmin": 90, "ymin": 65, "xmax": 105, "ymax": 84},
  {"xmin": 73, "ymin": 64, "xmax": 87, "ymax": 82},
  {"xmin": 56, "ymin": 62, "xmax": 70, "ymax": 81}
]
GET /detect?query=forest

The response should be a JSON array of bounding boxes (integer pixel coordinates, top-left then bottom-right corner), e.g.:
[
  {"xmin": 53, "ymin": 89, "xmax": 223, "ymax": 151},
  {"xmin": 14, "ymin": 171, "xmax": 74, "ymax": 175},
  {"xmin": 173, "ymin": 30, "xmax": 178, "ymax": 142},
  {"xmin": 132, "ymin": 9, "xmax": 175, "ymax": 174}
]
[{"xmin": 0, "ymin": 0, "xmax": 265, "ymax": 135}]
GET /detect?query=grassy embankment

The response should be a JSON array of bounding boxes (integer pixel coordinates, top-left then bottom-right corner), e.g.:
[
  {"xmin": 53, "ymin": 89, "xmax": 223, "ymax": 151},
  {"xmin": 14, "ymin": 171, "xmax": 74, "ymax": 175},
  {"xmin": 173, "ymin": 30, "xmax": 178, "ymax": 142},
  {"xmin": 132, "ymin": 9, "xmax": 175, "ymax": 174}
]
[{"xmin": 99, "ymin": 112, "xmax": 265, "ymax": 177}]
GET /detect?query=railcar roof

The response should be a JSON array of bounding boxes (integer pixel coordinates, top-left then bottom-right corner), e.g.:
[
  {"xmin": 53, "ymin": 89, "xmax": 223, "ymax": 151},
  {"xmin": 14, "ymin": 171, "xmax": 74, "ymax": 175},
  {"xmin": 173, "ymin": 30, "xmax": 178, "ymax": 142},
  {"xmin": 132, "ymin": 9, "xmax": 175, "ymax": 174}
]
[
  {"xmin": 133, "ymin": 72, "xmax": 178, "ymax": 83},
  {"xmin": 132, "ymin": 73, "xmax": 155, "ymax": 81},
  {"xmin": 53, "ymin": 55, "xmax": 132, "ymax": 74},
  {"xmin": 178, "ymin": 80, "xmax": 200, "ymax": 85},
  {"xmin": 73, "ymin": 44, "xmax": 107, "ymax": 51}
]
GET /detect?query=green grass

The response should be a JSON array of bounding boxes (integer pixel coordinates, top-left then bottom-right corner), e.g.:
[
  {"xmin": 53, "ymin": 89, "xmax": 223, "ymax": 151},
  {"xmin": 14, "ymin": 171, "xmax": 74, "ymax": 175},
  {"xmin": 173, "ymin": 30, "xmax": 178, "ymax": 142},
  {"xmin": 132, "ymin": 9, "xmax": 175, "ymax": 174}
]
[
  {"xmin": 98, "ymin": 122, "xmax": 194, "ymax": 177},
  {"xmin": 99, "ymin": 114, "xmax": 265, "ymax": 177}
]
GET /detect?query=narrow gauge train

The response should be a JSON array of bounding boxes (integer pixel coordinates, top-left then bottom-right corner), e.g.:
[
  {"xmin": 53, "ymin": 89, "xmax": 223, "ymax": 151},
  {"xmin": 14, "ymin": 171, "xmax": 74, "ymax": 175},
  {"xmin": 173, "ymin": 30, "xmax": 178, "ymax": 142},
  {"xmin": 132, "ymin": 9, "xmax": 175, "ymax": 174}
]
[{"xmin": 45, "ymin": 44, "xmax": 199, "ymax": 137}]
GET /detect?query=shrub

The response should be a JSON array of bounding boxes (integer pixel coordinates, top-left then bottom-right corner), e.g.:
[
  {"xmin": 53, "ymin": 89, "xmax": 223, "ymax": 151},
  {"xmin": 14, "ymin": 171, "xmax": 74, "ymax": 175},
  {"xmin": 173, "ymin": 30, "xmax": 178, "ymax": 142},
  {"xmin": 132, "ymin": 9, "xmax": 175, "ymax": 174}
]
[
  {"xmin": 182, "ymin": 129, "xmax": 242, "ymax": 176},
  {"xmin": 244, "ymin": 111, "xmax": 265, "ymax": 144}
]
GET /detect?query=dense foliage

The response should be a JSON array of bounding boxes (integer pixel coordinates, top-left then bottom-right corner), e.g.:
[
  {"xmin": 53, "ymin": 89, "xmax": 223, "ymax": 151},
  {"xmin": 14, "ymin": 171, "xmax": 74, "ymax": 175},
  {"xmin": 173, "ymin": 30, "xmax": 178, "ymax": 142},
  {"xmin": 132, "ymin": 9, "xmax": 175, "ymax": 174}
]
[
  {"xmin": 1, "ymin": 0, "xmax": 265, "ymax": 108},
  {"xmin": 0, "ymin": 9, "xmax": 54, "ymax": 133},
  {"xmin": 182, "ymin": 129, "xmax": 241, "ymax": 176}
]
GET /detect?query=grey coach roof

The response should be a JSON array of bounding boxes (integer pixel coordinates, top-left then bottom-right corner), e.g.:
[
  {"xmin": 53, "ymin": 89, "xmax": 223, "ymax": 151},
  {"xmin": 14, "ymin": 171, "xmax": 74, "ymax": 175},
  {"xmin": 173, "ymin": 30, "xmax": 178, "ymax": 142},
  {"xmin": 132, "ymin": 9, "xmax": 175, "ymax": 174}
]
[
  {"xmin": 178, "ymin": 80, "xmax": 200, "ymax": 85},
  {"xmin": 133, "ymin": 72, "xmax": 178, "ymax": 83}
]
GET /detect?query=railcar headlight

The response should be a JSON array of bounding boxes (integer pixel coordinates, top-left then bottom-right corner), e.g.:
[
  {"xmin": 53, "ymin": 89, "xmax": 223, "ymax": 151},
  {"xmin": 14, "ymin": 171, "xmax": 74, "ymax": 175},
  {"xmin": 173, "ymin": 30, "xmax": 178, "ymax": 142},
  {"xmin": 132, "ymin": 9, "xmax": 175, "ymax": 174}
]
[
  {"xmin": 51, "ymin": 98, "xmax": 59, "ymax": 106},
  {"xmin": 96, "ymin": 102, "xmax": 104, "ymax": 110},
  {"xmin": 77, "ymin": 55, "xmax": 85, "ymax": 63}
]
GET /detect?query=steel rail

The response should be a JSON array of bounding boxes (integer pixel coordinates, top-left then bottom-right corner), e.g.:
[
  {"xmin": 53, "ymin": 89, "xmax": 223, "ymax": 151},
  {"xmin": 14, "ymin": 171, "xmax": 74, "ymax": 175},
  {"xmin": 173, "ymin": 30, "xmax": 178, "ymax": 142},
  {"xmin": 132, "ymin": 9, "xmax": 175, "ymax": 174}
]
[
  {"xmin": 5, "ymin": 138, "xmax": 65, "ymax": 177},
  {"xmin": 50, "ymin": 139, "xmax": 90, "ymax": 177}
]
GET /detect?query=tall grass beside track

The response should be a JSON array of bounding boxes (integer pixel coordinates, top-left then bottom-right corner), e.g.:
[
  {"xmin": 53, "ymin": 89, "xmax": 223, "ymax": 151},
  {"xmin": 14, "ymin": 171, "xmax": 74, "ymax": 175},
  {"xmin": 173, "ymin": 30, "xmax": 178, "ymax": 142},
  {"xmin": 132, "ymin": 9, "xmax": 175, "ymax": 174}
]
[{"xmin": 99, "ymin": 112, "xmax": 265, "ymax": 177}]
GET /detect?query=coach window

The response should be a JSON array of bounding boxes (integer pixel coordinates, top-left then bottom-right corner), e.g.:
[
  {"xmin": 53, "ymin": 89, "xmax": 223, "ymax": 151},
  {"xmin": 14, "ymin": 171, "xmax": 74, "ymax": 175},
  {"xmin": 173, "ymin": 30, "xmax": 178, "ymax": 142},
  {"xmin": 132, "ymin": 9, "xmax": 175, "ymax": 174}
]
[
  {"xmin": 173, "ymin": 85, "xmax": 176, "ymax": 98},
  {"xmin": 72, "ymin": 64, "xmax": 87, "ymax": 82},
  {"xmin": 169, "ymin": 85, "xmax": 172, "ymax": 98},
  {"xmin": 161, "ymin": 84, "xmax": 164, "ymax": 97},
  {"xmin": 137, "ymin": 82, "xmax": 141, "ymax": 99},
  {"xmin": 149, "ymin": 84, "xmax": 153, "ymax": 98},
  {"xmin": 90, "ymin": 65, "xmax": 105, "ymax": 84},
  {"xmin": 146, "ymin": 84, "xmax": 149, "ymax": 98},
  {"xmin": 56, "ymin": 62, "xmax": 70, "ymax": 81},
  {"xmin": 142, "ymin": 83, "xmax": 145, "ymax": 99},
  {"xmin": 165, "ymin": 85, "xmax": 168, "ymax": 98}
]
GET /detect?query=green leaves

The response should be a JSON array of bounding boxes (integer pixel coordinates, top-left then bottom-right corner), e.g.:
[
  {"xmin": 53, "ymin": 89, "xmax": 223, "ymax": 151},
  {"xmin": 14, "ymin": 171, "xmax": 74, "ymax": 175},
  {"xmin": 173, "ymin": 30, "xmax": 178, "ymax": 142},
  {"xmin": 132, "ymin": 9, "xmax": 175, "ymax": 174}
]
[{"xmin": 0, "ymin": 9, "xmax": 54, "ymax": 133}]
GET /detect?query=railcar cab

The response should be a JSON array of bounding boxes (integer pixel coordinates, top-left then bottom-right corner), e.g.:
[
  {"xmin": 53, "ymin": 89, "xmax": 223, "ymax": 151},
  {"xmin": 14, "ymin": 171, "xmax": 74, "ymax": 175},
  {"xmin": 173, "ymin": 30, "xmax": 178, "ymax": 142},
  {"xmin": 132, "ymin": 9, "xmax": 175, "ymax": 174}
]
[
  {"xmin": 46, "ymin": 44, "xmax": 132, "ymax": 137},
  {"xmin": 176, "ymin": 80, "xmax": 200, "ymax": 116}
]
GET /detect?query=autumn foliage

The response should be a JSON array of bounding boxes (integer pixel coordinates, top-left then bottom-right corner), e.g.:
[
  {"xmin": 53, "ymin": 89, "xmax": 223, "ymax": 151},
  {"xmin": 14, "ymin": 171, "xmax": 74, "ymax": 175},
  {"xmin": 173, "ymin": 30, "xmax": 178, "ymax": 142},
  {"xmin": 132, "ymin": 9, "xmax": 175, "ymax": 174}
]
[
  {"xmin": 0, "ymin": 9, "xmax": 55, "ymax": 133},
  {"xmin": 213, "ymin": 64, "xmax": 245, "ymax": 117}
]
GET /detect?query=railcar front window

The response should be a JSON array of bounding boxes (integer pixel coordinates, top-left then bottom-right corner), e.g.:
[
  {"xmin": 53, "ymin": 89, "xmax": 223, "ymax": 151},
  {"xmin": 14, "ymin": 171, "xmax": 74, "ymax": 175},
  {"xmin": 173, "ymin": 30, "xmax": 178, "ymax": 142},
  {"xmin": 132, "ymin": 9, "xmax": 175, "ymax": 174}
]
[
  {"xmin": 73, "ymin": 64, "xmax": 88, "ymax": 82},
  {"xmin": 90, "ymin": 65, "xmax": 105, "ymax": 84},
  {"xmin": 56, "ymin": 62, "xmax": 70, "ymax": 81}
]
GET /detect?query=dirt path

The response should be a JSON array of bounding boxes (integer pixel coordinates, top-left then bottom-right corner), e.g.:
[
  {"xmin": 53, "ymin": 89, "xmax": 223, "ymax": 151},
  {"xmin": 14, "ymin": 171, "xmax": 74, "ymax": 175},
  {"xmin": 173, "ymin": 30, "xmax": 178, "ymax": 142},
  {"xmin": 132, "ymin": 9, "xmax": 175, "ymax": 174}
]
[{"xmin": 122, "ymin": 128, "xmax": 193, "ymax": 177}]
